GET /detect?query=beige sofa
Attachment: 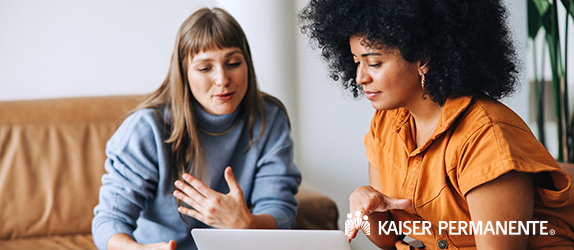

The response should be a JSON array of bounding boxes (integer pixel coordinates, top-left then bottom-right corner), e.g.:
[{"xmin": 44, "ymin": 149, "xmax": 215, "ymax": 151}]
[{"xmin": 0, "ymin": 95, "xmax": 339, "ymax": 249}]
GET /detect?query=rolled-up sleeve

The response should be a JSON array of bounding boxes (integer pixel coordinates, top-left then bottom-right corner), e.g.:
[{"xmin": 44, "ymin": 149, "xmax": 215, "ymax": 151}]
[{"xmin": 92, "ymin": 111, "xmax": 162, "ymax": 249}]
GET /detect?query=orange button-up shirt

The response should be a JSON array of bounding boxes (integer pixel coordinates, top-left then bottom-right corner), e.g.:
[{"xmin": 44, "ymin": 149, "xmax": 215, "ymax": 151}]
[{"xmin": 364, "ymin": 95, "xmax": 574, "ymax": 249}]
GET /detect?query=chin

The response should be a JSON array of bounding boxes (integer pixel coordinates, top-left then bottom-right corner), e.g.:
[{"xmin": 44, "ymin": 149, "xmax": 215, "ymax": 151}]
[{"xmin": 370, "ymin": 102, "xmax": 397, "ymax": 111}]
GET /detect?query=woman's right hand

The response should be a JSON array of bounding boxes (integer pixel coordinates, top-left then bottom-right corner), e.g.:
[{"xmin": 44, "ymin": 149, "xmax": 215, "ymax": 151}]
[
  {"xmin": 349, "ymin": 185, "xmax": 412, "ymax": 216},
  {"xmin": 347, "ymin": 185, "xmax": 412, "ymax": 241},
  {"xmin": 107, "ymin": 233, "xmax": 177, "ymax": 250},
  {"xmin": 138, "ymin": 240, "xmax": 177, "ymax": 250}
]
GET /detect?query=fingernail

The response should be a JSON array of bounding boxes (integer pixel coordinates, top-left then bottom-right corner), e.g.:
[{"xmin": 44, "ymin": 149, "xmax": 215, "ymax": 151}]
[{"xmin": 175, "ymin": 181, "xmax": 181, "ymax": 187}]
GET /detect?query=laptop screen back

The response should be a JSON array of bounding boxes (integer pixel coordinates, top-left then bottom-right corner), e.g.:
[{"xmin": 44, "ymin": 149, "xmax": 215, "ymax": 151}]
[{"xmin": 191, "ymin": 229, "xmax": 352, "ymax": 250}]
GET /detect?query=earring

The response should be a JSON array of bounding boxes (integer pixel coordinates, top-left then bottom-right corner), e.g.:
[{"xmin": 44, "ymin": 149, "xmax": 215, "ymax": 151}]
[{"xmin": 421, "ymin": 74, "xmax": 426, "ymax": 89}]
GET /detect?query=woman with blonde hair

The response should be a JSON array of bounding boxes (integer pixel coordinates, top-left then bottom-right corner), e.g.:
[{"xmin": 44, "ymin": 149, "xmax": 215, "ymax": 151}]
[{"xmin": 92, "ymin": 7, "xmax": 300, "ymax": 250}]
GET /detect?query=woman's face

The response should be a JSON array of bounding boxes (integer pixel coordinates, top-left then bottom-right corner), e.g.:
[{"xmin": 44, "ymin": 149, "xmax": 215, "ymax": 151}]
[
  {"xmin": 350, "ymin": 36, "xmax": 425, "ymax": 111},
  {"xmin": 187, "ymin": 47, "xmax": 248, "ymax": 115}
]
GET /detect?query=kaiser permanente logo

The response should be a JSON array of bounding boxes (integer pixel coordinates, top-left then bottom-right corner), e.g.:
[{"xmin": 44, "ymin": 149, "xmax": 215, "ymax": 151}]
[
  {"xmin": 345, "ymin": 211, "xmax": 371, "ymax": 235},
  {"xmin": 344, "ymin": 211, "xmax": 554, "ymax": 236}
]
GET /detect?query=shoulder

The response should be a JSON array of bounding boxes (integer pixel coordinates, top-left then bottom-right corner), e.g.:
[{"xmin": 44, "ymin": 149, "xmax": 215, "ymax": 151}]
[
  {"xmin": 108, "ymin": 108, "xmax": 168, "ymax": 148},
  {"xmin": 451, "ymin": 95, "xmax": 536, "ymax": 148},
  {"xmin": 446, "ymin": 95, "xmax": 542, "ymax": 152},
  {"xmin": 465, "ymin": 96, "xmax": 530, "ymax": 131},
  {"xmin": 119, "ymin": 108, "xmax": 165, "ymax": 133},
  {"xmin": 262, "ymin": 97, "xmax": 290, "ymax": 128}
]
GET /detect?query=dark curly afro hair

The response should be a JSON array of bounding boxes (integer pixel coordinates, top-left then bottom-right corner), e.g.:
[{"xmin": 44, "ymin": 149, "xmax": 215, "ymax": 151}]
[{"xmin": 299, "ymin": 0, "xmax": 520, "ymax": 105}]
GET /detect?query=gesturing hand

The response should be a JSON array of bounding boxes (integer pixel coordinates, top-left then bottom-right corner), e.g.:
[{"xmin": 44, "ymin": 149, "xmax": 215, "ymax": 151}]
[
  {"xmin": 173, "ymin": 166, "xmax": 254, "ymax": 229},
  {"xmin": 347, "ymin": 185, "xmax": 412, "ymax": 241},
  {"xmin": 140, "ymin": 240, "xmax": 177, "ymax": 250}
]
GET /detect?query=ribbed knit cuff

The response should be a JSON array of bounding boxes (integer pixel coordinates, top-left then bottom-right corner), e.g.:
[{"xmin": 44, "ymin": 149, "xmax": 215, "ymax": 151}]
[
  {"xmin": 92, "ymin": 221, "xmax": 135, "ymax": 249},
  {"xmin": 254, "ymin": 208, "xmax": 294, "ymax": 229}
]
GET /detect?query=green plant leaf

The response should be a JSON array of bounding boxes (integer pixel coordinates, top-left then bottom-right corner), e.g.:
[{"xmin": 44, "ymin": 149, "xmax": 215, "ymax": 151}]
[
  {"xmin": 561, "ymin": 0, "xmax": 574, "ymax": 19},
  {"xmin": 529, "ymin": 0, "xmax": 549, "ymax": 39}
]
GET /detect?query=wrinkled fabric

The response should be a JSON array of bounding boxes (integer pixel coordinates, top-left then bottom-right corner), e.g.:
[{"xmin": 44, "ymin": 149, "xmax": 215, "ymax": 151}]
[
  {"xmin": 92, "ymin": 101, "xmax": 301, "ymax": 250},
  {"xmin": 365, "ymin": 95, "xmax": 574, "ymax": 249}
]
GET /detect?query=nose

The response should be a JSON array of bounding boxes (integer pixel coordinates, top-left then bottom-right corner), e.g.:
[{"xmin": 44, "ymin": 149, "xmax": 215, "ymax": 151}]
[
  {"xmin": 355, "ymin": 63, "xmax": 372, "ymax": 85},
  {"xmin": 214, "ymin": 67, "xmax": 230, "ymax": 87}
]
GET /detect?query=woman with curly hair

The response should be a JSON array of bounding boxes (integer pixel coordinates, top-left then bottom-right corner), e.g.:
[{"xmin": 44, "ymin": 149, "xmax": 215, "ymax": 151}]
[{"xmin": 300, "ymin": 0, "xmax": 574, "ymax": 249}]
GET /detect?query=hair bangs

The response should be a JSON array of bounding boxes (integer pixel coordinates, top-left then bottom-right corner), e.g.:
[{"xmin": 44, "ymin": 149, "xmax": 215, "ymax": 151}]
[{"xmin": 187, "ymin": 12, "xmax": 245, "ymax": 57}]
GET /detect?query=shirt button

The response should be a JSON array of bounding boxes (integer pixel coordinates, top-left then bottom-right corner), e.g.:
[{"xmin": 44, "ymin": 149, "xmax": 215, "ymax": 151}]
[{"xmin": 437, "ymin": 240, "xmax": 448, "ymax": 249}]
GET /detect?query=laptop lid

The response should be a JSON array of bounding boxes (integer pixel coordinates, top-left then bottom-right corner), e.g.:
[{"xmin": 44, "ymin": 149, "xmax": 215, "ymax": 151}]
[{"xmin": 191, "ymin": 229, "xmax": 352, "ymax": 250}]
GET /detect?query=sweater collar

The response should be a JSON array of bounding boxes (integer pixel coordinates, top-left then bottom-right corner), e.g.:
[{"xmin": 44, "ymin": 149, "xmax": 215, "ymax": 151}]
[{"xmin": 193, "ymin": 102, "xmax": 241, "ymax": 135}]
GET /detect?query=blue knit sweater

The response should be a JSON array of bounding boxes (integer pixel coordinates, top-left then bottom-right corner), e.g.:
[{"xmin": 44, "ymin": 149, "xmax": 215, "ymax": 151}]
[{"xmin": 92, "ymin": 101, "xmax": 301, "ymax": 250}]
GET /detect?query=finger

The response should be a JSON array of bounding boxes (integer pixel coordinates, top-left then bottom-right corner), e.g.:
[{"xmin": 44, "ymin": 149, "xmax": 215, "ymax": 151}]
[
  {"xmin": 178, "ymin": 206, "xmax": 224, "ymax": 229},
  {"xmin": 178, "ymin": 206, "xmax": 204, "ymax": 220},
  {"xmin": 168, "ymin": 240, "xmax": 177, "ymax": 250},
  {"xmin": 360, "ymin": 202, "xmax": 376, "ymax": 216},
  {"xmin": 223, "ymin": 167, "xmax": 242, "ymax": 194},
  {"xmin": 182, "ymin": 173, "xmax": 213, "ymax": 197},
  {"xmin": 174, "ymin": 180, "xmax": 207, "ymax": 203},
  {"xmin": 173, "ymin": 190, "xmax": 203, "ymax": 210},
  {"xmin": 382, "ymin": 196, "xmax": 412, "ymax": 211},
  {"xmin": 347, "ymin": 227, "xmax": 359, "ymax": 241}
]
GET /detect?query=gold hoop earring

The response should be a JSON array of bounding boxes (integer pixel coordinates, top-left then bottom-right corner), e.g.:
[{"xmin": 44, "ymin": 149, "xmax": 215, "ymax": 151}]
[{"xmin": 421, "ymin": 74, "xmax": 426, "ymax": 89}]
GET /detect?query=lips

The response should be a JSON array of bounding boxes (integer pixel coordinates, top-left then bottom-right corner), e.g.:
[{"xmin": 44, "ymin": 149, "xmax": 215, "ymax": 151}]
[
  {"xmin": 214, "ymin": 91, "xmax": 235, "ymax": 101},
  {"xmin": 364, "ymin": 91, "xmax": 381, "ymax": 100}
]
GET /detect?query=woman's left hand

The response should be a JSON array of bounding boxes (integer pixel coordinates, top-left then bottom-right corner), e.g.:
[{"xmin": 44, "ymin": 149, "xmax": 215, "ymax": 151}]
[{"xmin": 173, "ymin": 166, "xmax": 254, "ymax": 229}]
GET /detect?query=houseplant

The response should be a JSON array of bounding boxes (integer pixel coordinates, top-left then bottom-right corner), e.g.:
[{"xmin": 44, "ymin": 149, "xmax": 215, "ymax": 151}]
[{"xmin": 528, "ymin": 0, "xmax": 574, "ymax": 162}]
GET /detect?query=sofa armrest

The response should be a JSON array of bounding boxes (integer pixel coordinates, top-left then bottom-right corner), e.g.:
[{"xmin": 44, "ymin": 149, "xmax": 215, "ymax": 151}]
[
  {"xmin": 558, "ymin": 162, "xmax": 574, "ymax": 180},
  {"xmin": 294, "ymin": 181, "xmax": 339, "ymax": 230}
]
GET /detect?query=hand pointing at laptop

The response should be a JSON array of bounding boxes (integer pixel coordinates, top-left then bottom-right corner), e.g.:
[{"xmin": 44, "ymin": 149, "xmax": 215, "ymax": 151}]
[{"xmin": 348, "ymin": 185, "xmax": 411, "ymax": 248}]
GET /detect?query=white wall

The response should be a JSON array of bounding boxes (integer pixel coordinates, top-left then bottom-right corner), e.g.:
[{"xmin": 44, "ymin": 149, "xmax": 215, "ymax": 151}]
[
  {"xmin": 0, "ymin": 1, "xmax": 529, "ymax": 250},
  {"xmin": 0, "ymin": 0, "xmax": 214, "ymax": 100}
]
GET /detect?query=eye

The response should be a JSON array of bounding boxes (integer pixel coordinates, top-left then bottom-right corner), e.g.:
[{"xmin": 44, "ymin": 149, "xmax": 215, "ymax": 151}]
[
  {"xmin": 228, "ymin": 62, "xmax": 242, "ymax": 68},
  {"xmin": 197, "ymin": 67, "xmax": 210, "ymax": 72},
  {"xmin": 368, "ymin": 63, "xmax": 381, "ymax": 67}
]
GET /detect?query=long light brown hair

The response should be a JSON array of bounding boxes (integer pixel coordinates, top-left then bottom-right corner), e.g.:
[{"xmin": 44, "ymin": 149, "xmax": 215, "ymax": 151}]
[{"xmin": 135, "ymin": 7, "xmax": 288, "ymax": 192}]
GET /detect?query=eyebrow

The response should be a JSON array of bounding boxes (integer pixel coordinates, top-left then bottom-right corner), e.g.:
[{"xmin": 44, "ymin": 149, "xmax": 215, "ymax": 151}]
[
  {"xmin": 360, "ymin": 52, "xmax": 382, "ymax": 57},
  {"xmin": 192, "ymin": 50, "xmax": 243, "ymax": 63},
  {"xmin": 351, "ymin": 52, "xmax": 383, "ymax": 59}
]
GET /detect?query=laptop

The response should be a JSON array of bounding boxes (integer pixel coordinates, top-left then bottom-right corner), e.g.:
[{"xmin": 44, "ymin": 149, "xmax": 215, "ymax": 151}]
[{"xmin": 192, "ymin": 229, "xmax": 352, "ymax": 250}]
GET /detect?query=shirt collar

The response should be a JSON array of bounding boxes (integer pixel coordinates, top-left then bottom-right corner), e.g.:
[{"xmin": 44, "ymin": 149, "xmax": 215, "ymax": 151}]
[{"xmin": 394, "ymin": 95, "xmax": 474, "ymax": 156}]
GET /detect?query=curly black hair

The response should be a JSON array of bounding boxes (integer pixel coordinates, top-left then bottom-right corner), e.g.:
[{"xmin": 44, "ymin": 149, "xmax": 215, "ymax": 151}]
[{"xmin": 299, "ymin": 0, "xmax": 520, "ymax": 105}]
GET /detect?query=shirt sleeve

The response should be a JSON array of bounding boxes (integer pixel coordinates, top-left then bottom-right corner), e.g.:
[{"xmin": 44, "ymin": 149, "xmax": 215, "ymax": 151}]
[
  {"xmin": 457, "ymin": 120, "xmax": 567, "ymax": 198},
  {"xmin": 364, "ymin": 111, "xmax": 381, "ymax": 169},
  {"xmin": 91, "ymin": 111, "xmax": 163, "ymax": 249},
  {"xmin": 251, "ymin": 106, "xmax": 302, "ymax": 229}
]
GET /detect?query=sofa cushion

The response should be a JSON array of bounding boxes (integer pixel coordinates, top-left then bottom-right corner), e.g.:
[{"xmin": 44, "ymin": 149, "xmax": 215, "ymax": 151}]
[
  {"xmin": 0, "ymin": 94, "xmax": 340, "ymax": 249},
  {"xmin": 0, "ymin": 95, "xmax": 144, "ymax": 240},
  {"xmin": 0, "ymin": 234, "xmax": 96, "ymax": 250}
]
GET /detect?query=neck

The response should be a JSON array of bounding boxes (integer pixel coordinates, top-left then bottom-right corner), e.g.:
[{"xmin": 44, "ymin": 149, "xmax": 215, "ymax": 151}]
[{"xmin": 407, "ymin": 97, "xmax": 443, "ymax": 148}]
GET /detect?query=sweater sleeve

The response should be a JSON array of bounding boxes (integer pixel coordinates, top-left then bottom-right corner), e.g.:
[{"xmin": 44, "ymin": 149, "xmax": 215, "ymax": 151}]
[
  {"xmin": 251, "ymin": 106, "xmax": 302, "ymax": 229},
  {"xmin": 91, "ymin": 110, "xmax": 163, "ymax": 249}
]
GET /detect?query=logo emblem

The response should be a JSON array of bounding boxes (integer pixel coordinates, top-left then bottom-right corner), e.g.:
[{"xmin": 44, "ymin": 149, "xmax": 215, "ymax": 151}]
[{"xmin": 344, "ymin": 211, "xmax": 370, "ymax": 235}]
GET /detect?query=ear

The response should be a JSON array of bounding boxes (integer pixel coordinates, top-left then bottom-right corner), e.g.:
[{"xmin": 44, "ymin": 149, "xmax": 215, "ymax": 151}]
[{"xmin": 418, "ymin": 60, "xmax": 429, "ymax": 76}]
